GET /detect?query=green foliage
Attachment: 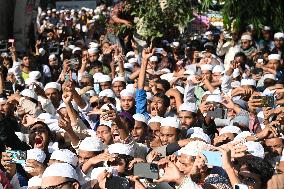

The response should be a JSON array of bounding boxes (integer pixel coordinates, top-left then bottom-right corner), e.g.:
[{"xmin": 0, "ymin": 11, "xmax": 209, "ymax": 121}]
[
  {"xmin": 203, "ymin": 0, "xmax": 284, "ymax": 34},
  {"xmin": 129, "ymin": 0, "xmax": 194, "ymax": 40}
]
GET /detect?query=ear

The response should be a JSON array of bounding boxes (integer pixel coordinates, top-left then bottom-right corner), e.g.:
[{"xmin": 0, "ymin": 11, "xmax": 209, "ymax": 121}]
[{"xmin": 72, "ymin": 181, "xmax": 80, "ymax": 189}]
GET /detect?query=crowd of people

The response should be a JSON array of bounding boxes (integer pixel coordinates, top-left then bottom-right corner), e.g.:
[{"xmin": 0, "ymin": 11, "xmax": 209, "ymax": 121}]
[{"xmin": 0, "ymin": 1, "xmax": 284, "ymax": 189}]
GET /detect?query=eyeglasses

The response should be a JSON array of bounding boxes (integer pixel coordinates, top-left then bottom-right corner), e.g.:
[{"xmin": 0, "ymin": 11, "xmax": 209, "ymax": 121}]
[{"xmin": 39, "ymin": 180, "xmax": 74, "ymax": 189}]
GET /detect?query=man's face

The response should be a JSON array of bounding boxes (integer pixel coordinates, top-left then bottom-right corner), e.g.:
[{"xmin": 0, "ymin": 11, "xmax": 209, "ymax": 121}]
[
  {"xmin": 120, "ymin": 96, "xmax": 134, "ymax": 111},
  {"xmin": 149, "ymin": 122, "xmax": 161, "ymax": 139},
  {"xmin": 274, "ymin": 39, "xmax": 284, "ymax": 48},
  {"xmin": 150, "ymin": 96, "xmax": 167, "ymax": 117},
  {"xmin": 241, "ymin": 40, "xmax": 251, "ymax": 49},
  {"xmin": 159, "ymin": 126, "xmax": 178, "ymax": 145},
  {"xmin": 49, "ymin": 58, "xmax": 58, "ymax": 67},
  {"xmin": 96, "ymin": 125, "xmax": 113, "ymax": 145},
  {"xmin": 274, "ymin": 84, "xmax": 284, "ymax": 100},
  {"xmin": 22, "ymin": 56, "xmax": 30, "ymax": 67},
  {"xmin": 45, "ymin": 88, "xmax": 60, "ymax": 105},
  {"xmin": 112, "ymin": 81, "xmax": 125, "ymax": 97},
  {"xmin": 93, "ymin": 66, "xmax": 102, "ymax": 73},
  {"xmin": 212, "ymin": 72, "xmax": 222, "ymax": 82},
  {"xmin": 29, "ymin": 124, "xmax": 49, "ymax": 150},
  {"xmin": 131, "ymin": 121, "xmax": 147, "ymax": 142},
  {"xmin": 78, "ymin": 150, "xmax": 95, "ymax": 165},
  {"xmin": 176, "ymin": 154, "xmax": 195, "ymax": 175},
  {"xmin": 100, "ymin": 82, "xmax": 111, "ymax": 90},
  {"xmin": 80, "ymin": 77, "xmax": 92, "ymax": 87},
  {"xmin": 89, "ymin": 53, "xmax": 98, "ymax": 62},
  {"xmin": 41, "ymin": 176, "xmax": 79, "ymax": 189},
  {"xmin": 6, "ymin": 73, "xmax": 16, "ymax": 83},
  {"xmin": 178, "ymin": 111, "xmax": 197, "ymax": 130},
  {"xmin": 266, "ymin": 59, "xmax": 280, "ymax": 70},
  {"xmin": 201, "ymin": 70, "xmax": 212, "ymax": 81},
  {"xmin": 265, "ymin": 138, "xmax": 283, "ymax": 157}
]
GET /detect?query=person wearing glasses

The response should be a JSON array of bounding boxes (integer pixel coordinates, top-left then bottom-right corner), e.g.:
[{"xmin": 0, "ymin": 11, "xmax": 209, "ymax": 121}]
[{"xmin": 41, "ymin": 163, "xmax": 80, "ymax": 189}]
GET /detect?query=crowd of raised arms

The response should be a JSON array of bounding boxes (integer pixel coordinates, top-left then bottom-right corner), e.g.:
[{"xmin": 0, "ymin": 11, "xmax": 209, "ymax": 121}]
[{"xmin": 0, "ymin": 1, "xmax": 284, "ymax": 189}]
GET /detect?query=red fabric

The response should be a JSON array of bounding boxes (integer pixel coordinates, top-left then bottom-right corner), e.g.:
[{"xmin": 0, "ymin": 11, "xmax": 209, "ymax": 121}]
[{"xmin": 0, "ymin": 170, "xmax": 14, "ymax": 189}]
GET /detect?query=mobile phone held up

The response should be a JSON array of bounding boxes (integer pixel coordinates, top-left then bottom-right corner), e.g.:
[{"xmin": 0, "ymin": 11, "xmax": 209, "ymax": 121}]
[
  {"xmin": 5, "ymin": 150, "xmax": 27, "ymax": 164},
  {"xmin": 253, "ymin": 96, "xmax": 274, "ymax": 107},
  {"xmin": 202, "ymin": 150, "xmax": 222, "ymax": 167},
  {"xmin": 134, "ymin": 163, "xmax": 159, "ymax": 180},
  {"xmin": 234, "ymin": 184, "xmax": 249, "ymax": 189}
]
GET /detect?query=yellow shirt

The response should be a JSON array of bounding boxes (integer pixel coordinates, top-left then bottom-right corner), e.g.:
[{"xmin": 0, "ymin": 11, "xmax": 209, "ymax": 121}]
[{"xmin": 21, "ymin": 71, "xmax": 29, "ymax": 81}]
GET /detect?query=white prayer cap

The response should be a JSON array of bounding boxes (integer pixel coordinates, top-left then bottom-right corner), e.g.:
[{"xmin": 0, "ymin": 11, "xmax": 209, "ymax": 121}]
[
  {"xmin": 93, "ymin": 72, "xmax": 104, "ymax": 82},
  {"xmin": 48, "ymin": 54, "xmax": 57, "ymax": 60},
  {"xmin": 99, "ymin": 120, "xmax": 113, "ymax": 128},
  {"xmin": 161, "ymin": 117, "xmax": 181, "ymax": 129},
  {"xmin": 241, "ymin": 34, "xmax": 252, "ymax": 41},
  {"xmin": 231, "ymin": 81, "xmax": 241, "ymax": 88},
  {"xmin": 186, "ymin": 127, "xmax": 204, "ymax": 135},
  {"xmin": 44, "ymin": 82, "xmax": 61, "ymax": 91},
  {"xmin": 57, "ymin": 102, "xmax": 79, "ymax": 112},
  {"xmin": 212, "ymin": 65, "xmax": 225, "ymax": 73},
  {"xmin": 126, "ymin": 51, "xmax": 135, "ymax": 58},
  {"xmin": 68, "ymin": 45, "xmax": 75, "ymax": 50},
  {"xmin": 126, "ymin": 84, "xmax": 135, "ymax": 93},
  {"xmin": 21, "ymin": 89, "xmax": 38, "ymax": 101},
  {"xmin": 52, "ymin": 9, "xmax": 56, "ymax": 12},
  {"xmin": 99, "ymin": 89, "xmax": 115, "ymax": 98},
  {"xmin": 39, "ymin": 48, "xmax": 46, "ymax": 56},
  {"xmin": 79, "ymin": 137, "xmax": 106, "ymax": 152},
  {"xmin": 124, "ymin": 63, "xmax": 134, "ymax": 71},
  {"xmin": 206, "ymin": 94, "xmax": 222, "ymax": 103},
  {"xmin": 91, "ymin": 167, "xmax": 118, "ymax": 180},
  {"xmin": 268, "ymin": 54, "xmax": 281, "ymax": 61},
  {"xmin": 172, "ymin": 41, "xmax": 180, "ymax": 47},
  {"xmin": 184, "ymin": 69, "xmax": 195, "ymax": 75},
  {"xmin": 240, "ymin": 78, "xmax": 256, "ymax": 86},
  {"xmin": 190, "ymin": 131, "xmax": 211, "ymax": 144},
  {"xmin": 219, "ymin": 125, "xmax": 241, "ymax": 136},
  {"xmin": 120, "ymin": 89, "xmax": 134, "ymax": 98},
  {"xmin": 88, "ymin": 48, "xmax": 99, "ymax": 54},
  {"xmin": 98, "ymin": 75, "xmax": 111, "ymax": 83},
  {"xmin": 108, "ymin": 143, "xmax": 134, "ymax": 156},
  {"xmin": 244, "ymin": 141, "xmax": 265, "ymax": 159},
  {"xmin": 263, "ymin": 26, "xmax": 271, "ymax": 31},
  {"xmin": 149, "ymin": 56, "xmax": 158, "ymax": 62},
  {"xmin": 177, "ymin": 140, "xmax": 209, "ymax": 156},
  {"xmin": 200, "ymin": 64, "xmax": 213, "ymax": 71},
  {"xmin": 42, "ymin": 163, "xmax": 78, "ymax": 180},
  {"xmin": 100, "ymin": 103, "xmax": 117, "ymax": 112},
  {"xmin": 148, "ymin": 116, "xmax": 163, "ymax": 124},
  {"xmin": 47, "ymin": 10, "xmax": 51, "ymax": 14},
  {"xmin": 274, "ymin": 32, "xmax": 284, "ymax": 39},
  {"xmin": 7, "ymin": 67, "xmax": 17, "ymax": 75},
  {"xmin": 128, "ymin": 58, "xmax": 138, "ymax": 64},
  {"xmin": 205, "ymin": 31, "xmax": 213, "ymax": 36},
  {"xmin": 50, "ymin": 149, "xmax": 78, "ymax": 167},
  {"xmin": 146, "ymin": 92, "xmax": 153, "ymax": 101},
  {"xmin": 72, "ymin": 47, "xmax": 81, "ymax": 54},
  {"xmin": 27, "ymin": 149, "xmax": 46, "ymax": 163},
  {"xmin": 179, "ymin": 102, "xmax": 198, "ymax": 113},
  {"xmin": 28, "ymin": 176, "xmax": 42, "ymax": 187},
  {"xmin": 263, "ymin": 74, "xmax": 276, "ymax": 81},
  {"xmin": 89, "ymin": 42, "xmax": 100, "ymax": 49},
  {"xmin": 175, "ymin": 86, "xmax": 185, "ymax": 94},
  {"xmin": 133, "ymin": 113, "xmax": 148, "ymax": 124},
  {"xmin": 234, "ymin": 131, "xmax": 252, "ymax": 141},
  {"xmin": 29, "ymin": 71, "xmax": 41, "ymax": 80},
  {"xmin": 112, "ymin": 76, "xmax": 126, "ymax": 84}
]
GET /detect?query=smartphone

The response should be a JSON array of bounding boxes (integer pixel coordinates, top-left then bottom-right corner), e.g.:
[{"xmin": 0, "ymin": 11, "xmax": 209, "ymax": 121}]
[
  {"xmin": 207, "ymin": 108, "xmax": 227, "ymax": 119},
  {"xmin": 234, "ymin": 184, "xmax": 249, "ymax": 189},
  {"xmin": 134, "ymin": 163, "xmax": 159, "ymax": 180},
  {"xmin": 253, "ymin": 96, "xmax": 274, "ymax": 107},
  {"xmin": 5, "ymin": 150, "xmax": 27, "ymax": 164},
  {"xmin": 202, "ymin": 150, "xmax": 222, "ymax": 167}
]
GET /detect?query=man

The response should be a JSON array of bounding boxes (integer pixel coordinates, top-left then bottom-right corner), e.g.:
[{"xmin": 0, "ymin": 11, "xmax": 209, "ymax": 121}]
[
  {"xmin": 264, "ymin": 137, "xmax": 283, "ymax": 166},
  {"xmin": 98, "ymin": 75, "xmax": 112, "ymax": 91},
  {"xmin": 41, "ymin": 163, "xmax": 80, "ymax": 189},
  {"xmin": 159, "ymin": 117, "xmax": 181, "ymax": 145},
  {"xmin": 131, "ymin": 113, "xmax": 148, "ymax": 143},
  {"xmin": 112, "ymin": 77, "xmax": 126, "ymax": 98},
  {"xmin": 120, "ymin": 89, "xmax": 135, "ymax": 114},
  {"xmin": 96, "ymin": 121, "xmax": 113, "ymax": 145},
  {"xmin": 271, "ymin": 32, "xmax": 284, "ymax": 56},
  {"xmin": 240, "ymin": 33, "xmax": 257, "ymax": 59},
  {"xmin": 43, "ymin": 82, "xmax": 62, "ymax": 110},
  {"xmin": 178, "ymin": 102, "xmax": 198, "ymax": 130}
]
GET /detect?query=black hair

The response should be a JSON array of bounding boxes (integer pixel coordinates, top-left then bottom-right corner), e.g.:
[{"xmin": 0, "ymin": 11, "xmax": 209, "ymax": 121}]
[
  {"xmin": 237, "ymin": 156, "xmax": 274, "ymax": 183},
  {"xmin": 154, "ymin": 92, "xmax": 170, "ymax": 108},
  {"xmin": 28, "ymin": 121, "xmax": 53, "ymax": 147},
  {"xmin": 156, "ymin": 79, "xmax": 171, "ymax": 92}
]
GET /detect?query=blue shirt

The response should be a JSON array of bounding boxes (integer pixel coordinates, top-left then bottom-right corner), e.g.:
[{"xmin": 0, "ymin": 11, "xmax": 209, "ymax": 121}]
[{"xmin": 135, "ymin": 89, "xmax": 151, "ymax": 120}]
